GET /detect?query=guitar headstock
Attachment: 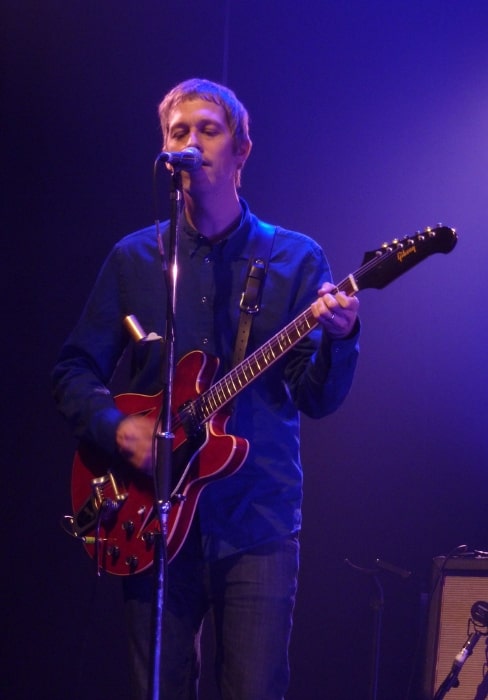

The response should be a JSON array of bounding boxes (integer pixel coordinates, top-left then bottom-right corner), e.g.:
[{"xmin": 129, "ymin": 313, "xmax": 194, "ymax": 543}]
[{"xmin": 357, "ymin": 225, "xmax": 458, "ymax": 291}]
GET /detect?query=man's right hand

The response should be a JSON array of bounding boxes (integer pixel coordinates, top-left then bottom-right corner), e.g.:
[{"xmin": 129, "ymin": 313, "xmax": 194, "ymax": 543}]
[{"xmin": 116, "ymin": 415, "xmax": 154, "ymax": 474}]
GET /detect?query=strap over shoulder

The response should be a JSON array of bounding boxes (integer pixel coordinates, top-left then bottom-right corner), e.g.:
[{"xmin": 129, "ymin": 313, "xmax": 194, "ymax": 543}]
[{"xmin": 232, "ymin": 221, "xmax": 276, "ymax": 367}]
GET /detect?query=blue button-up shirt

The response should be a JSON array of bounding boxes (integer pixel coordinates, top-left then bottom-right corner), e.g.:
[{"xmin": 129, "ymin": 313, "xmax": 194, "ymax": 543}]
[{"xmin": 52, "ymin": 199, "xmax": 359, "ymax": 560}]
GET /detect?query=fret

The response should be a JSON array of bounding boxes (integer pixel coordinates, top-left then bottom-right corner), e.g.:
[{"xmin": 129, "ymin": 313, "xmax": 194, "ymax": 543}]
[
  {"xmin": 234, "ymin": 370, "xmax": 245, "ymax": 388},
  {"xmin": 199, "ymin": 402, "xmax": 209, "ymax": 422},
  {"xmin": 261, "ymin": 347, "xmax": 272, "ymax": 365},
  {"xmin": 229, "ymin": 374, "xmax": 238, "ymax": 393},
  {"xmin": 247, "ymin": 362, "xmax": 256, "ymax": 379},
  {"xmin": 192, "ymin": 397, "xmax": 205, "ymax": 423},
  {"xmin": 263, "ymin": 344, "xmax": 275, "ymax": 364},
  {"xmin": 215, "ymin": 385, "xmax": 226, "ymax": 404},
  {"xmin": 222, "ymin": 381, "xmax": 232, "ymax": 400},
  {"xmin": 276, "ymin": 333, "xmax": 287, "ymax": 352},
  {"xmin": 206, "ymin": 391, "xmax": 219, "ymax": 413}
]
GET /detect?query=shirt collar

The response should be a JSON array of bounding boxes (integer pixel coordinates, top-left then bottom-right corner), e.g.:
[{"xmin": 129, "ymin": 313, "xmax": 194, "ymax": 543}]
[{"xmin": 181, "ymin": 198, "xmax": 252, "ymax": 250}]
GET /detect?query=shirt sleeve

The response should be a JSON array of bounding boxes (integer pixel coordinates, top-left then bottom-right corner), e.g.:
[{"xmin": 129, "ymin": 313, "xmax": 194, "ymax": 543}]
[
  {"xmin": 282, "ymin": 237, "xmax": 360, "ymax": 418},
  {"xmin": 286, "ymin": 322, "xmax": 360, "ymax": 418},
  {"xmin": 51, "ymin": 243, "xmax": 130, "ymax": 454}
]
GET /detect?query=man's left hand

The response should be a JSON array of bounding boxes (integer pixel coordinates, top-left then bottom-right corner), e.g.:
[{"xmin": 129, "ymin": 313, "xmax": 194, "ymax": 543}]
[{"xmin": 311, "ymin": 282, "xmax": 359, "ymax": 339}]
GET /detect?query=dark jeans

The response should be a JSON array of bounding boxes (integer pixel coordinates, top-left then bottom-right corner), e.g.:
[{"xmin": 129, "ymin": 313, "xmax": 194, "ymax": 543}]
[{"xmin": 123, "ymin": 525, "xmax": 300, "ymax": 700}]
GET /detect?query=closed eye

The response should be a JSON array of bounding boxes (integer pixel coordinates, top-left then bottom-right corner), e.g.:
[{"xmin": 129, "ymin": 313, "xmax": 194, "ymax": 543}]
[{"xmin": 170, "ymin": 129, "xmax": 187, "ymax": 140}]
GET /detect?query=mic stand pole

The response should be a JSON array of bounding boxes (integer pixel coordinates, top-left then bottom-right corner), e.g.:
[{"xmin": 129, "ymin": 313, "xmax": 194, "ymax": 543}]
[
  {"xmin": 344, "ymin": 557, "xmax": 411, "ymax": 700},
  {"xmin": 147, "ymin": 166, "xmax": 183, "ymax": 700},
  {"xmin": 344, "ymin": 558, "xmax": 384, "ymax": 700},
  {"xmin": 369, "ymin": 573, "xmax": 384, "ymax": 700}
]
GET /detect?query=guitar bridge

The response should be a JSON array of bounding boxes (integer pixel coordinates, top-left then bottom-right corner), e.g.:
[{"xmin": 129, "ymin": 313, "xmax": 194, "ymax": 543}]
[{"xmin": 72, "ymin": 471, "xmax": 128, "ymax": 537}]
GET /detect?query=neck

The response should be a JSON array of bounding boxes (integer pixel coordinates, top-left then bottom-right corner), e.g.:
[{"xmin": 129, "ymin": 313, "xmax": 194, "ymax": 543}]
[{"xmin": 183, "ymin": 191, "xmax": 242, "ymax": 242}]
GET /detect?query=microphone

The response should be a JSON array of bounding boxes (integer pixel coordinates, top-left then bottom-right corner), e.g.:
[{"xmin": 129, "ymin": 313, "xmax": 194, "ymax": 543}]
[
  {"xmin": 449, "ymin": 601, "xmax": 488, "ymax": 672},
  {"xmin": 450, "ymin": 602, "xmax": 488, "ymax": 671},
  {"xmin": 451, "ymin": 629, "xmax": 481, "ymax": 670},
  {"xmin": 471, "ymin": 600, "xmax": 488, "ymax": 627},
  {"xmin": 157, "ymin": 147, "xmax": 203, "ymax": 171},
  {"xmin": 434, "ymin": 603, "xmax": 488, "ymax": 699}
]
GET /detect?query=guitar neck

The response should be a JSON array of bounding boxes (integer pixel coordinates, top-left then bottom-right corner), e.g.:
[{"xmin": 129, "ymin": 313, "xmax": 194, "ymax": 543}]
[
  {"xmin": 187, "ymin": 224, "xmax": 458, "ymax": 426},
  {"xmin": 193, "ymin": 274, "xmax": 358, "ymax": 423}
]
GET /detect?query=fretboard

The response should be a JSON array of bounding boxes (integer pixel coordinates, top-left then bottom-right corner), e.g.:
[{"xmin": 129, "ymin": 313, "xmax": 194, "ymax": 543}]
[{"xmin": 193, "ymin": 273, "xmax": 358, "ymax": 423}]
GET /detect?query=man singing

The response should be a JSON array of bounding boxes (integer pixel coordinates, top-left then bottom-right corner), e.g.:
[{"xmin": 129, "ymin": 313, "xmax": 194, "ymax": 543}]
[{"xmin": 52, "ymin": 77, "xmax": 360, "ymax": 699}]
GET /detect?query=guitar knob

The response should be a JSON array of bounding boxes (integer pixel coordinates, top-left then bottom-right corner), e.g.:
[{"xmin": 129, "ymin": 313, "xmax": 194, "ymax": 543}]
[
  {"xmin": 142, "ymin": 531, "xmax": 156, "ymax": 546},
  {"xmin": 125, "ymin": 555, "xmax": 139, "ymax": 571},
  {"xmin": 107, "ymin": 544, "xmax": 120, "ymax": 561},
  {"xmin": 122, "ymin": 520, "xmax": 135, "ymax": 537}
]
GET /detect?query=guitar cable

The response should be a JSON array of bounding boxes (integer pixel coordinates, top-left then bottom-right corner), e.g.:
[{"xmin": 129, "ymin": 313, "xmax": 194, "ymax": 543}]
[{"xmin": 60, "ymin": 511, "xmax": 107, "ymax": 576}]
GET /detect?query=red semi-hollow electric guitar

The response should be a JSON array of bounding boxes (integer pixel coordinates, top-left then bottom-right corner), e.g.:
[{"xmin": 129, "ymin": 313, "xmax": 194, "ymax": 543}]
[{"xmin": 68, "ymin": 226, "xmax": 457, "ymax": 575}]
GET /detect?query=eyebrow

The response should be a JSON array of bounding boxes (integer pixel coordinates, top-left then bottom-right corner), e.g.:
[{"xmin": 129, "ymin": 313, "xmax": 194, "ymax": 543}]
[{"xmin": 168, "ymin": 117, "xmax": 226, "ymax": 133}]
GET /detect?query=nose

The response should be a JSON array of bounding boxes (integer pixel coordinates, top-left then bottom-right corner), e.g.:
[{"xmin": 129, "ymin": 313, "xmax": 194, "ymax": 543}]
[{"xmin": 185, "ymin": 128, "xmax": 202, "ymax": 149}]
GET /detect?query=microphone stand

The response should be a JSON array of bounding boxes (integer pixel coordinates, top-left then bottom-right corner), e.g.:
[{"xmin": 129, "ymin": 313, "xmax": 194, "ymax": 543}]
[
  {"xmin": 344, "ymin": 557, "xmax": 412, "ymax": 700},
  {"xmin": 344, "ymin": 558, "xmax": 384, "ymax": 700},
  {"xmin": 147, "ymin": 164, "xmax": 183, "ymax": 700}
]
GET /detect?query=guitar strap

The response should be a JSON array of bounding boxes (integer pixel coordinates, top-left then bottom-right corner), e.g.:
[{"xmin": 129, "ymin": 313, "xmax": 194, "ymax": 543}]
[{"xmin": 232, "ymin": 221, "xmax": 276, "ymax": 368}]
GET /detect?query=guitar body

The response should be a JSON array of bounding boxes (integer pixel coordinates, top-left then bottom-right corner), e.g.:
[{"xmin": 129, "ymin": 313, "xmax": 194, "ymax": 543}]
[{"xmin": 71, "ymin": 350, "xmax": 249, "ymax": 575}]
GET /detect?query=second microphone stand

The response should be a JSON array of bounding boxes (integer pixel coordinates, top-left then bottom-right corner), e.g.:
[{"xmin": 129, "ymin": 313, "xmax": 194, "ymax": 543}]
[{"xmin": 345, "ymin": 557, "xmax": 412, "ymax": 700}]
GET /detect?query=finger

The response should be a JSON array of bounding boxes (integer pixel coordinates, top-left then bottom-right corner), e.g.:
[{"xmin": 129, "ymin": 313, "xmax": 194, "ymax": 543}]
[
  {"xmin": 311, "ymin": 297, "xmax": 337, "ymax": 322},
  {"xmin": 317, "ymin": 282, "xmax": 338, "ymax": 297},
  {"xmin": 334, "ymin": 292, "xmax": 359, "ymax": 313}
]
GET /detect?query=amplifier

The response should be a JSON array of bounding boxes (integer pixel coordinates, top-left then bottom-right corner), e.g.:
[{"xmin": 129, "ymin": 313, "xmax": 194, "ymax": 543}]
[{"xmin": 423, "ymin": 556, "xmax": 488, "ymax": 699}]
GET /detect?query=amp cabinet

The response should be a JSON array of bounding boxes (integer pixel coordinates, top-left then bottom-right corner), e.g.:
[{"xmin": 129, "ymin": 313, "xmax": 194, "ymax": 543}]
[{"xmin": 423, "ymin": 556, "xmax": 488, "ymax": 699}]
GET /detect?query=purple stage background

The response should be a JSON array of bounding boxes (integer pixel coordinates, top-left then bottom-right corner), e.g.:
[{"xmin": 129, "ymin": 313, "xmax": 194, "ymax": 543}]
[{"xmin": 3, "ymin": 2, "xmax": 487, "ymax": 698}]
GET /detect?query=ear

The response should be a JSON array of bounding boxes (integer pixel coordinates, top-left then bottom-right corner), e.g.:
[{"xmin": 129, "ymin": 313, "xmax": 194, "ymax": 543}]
[{"xmin": 236, "ymin": 138, "xmax": 252, "ymax": 167}]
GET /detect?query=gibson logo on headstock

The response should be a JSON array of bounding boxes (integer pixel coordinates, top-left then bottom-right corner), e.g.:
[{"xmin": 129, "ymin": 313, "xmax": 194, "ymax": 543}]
[{"xmin": 397, "ymin": 245, "xmax": 416, "ymax": 263}]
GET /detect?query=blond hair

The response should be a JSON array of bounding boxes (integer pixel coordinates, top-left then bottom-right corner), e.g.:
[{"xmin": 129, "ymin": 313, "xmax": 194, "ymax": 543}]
[{"xmin": 158, "ymin": 78, "xmax": 251, "ymax": 187}]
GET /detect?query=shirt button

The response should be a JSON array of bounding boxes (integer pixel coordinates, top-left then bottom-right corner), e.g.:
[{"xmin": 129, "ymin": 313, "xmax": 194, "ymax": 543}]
[
  {"xmin": 204, "ymin": 256, "xmax": 211, "ymax": 263},
  {"xmin": 201, "ymin": 296, "xmax": 207, "ymax": 304},
  {"xmin": 202, "ymin": 337, "xmax": 209, "ymax": 345}
]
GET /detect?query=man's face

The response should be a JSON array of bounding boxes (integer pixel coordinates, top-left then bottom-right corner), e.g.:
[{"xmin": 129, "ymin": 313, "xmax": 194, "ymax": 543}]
[{"xmin": 164, "ymin": 98, "xmax": 249, "ymax": 194}]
